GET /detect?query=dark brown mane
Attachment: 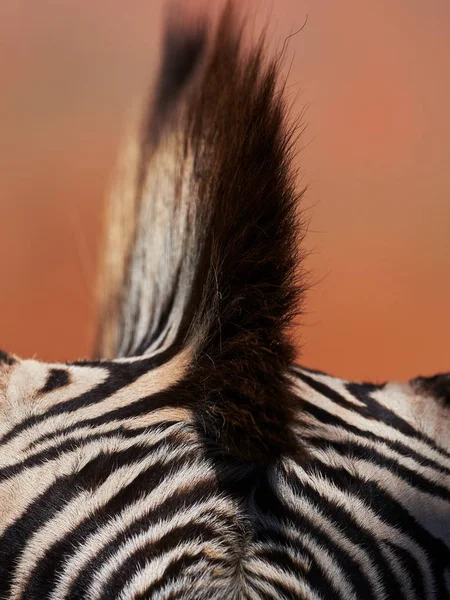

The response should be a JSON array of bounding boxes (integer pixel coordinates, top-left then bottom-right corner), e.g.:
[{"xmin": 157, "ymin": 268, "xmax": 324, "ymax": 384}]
[{"xmin": 97, "ymin": 5, "xmax": 307, "ymax": 464}]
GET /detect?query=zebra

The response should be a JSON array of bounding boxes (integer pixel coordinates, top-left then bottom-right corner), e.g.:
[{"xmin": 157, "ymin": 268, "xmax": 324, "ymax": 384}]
[{"xmin": 0, "ymin": 5, "xmax": 449, "ymax": 599}]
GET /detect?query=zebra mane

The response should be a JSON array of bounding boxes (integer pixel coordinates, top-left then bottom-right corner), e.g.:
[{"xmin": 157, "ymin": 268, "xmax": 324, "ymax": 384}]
[{"xmin": 97, "ymin": 5, "xmax": 306, "ymax": 464}]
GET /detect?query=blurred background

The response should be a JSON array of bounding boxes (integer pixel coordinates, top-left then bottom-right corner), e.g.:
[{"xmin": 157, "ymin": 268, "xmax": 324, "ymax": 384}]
[{"xmin": 0, "ymin": 0, "xmax": 449, "ymax": 381}]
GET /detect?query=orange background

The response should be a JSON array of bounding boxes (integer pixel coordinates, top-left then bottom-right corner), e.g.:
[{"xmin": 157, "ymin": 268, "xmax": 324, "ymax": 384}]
[{"xmin": 0, "ymin": 0, "xmax": 449, "ymax": 381}]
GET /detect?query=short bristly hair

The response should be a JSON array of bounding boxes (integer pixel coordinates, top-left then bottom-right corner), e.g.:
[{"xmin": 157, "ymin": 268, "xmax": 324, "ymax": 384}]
[{"xmin": 96, "ymin": 5, "xmax": 307, "ymax": 465}]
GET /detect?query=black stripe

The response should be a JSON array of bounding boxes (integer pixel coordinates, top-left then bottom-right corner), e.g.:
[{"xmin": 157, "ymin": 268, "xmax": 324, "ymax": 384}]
[
  {"xmin": 39, "ymin": 368, "xmax": 70, "ymax": 394},
  {"xmin": 0, "ymin": 350, "xmax": 15, "ymax": 365},
  {"xmin": 410, "ymin": 373, "xmax": 450, "ymax": 407},
  {"xmin": 294, "ymin": 364, "xmax": 330, "ymax": 377}
]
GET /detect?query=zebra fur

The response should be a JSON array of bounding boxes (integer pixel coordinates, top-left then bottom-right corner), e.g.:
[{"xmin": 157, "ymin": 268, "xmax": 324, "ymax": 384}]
[
  {"xmin": 0, "ymin": 4, "xmax": 449, "ymax": 599},
  {"xmin": 0, "ymin": 355, "xmax": 448, "ymax": 598}
]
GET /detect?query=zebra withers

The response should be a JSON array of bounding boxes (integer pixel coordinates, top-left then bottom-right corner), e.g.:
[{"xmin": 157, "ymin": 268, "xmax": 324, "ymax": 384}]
[{"xmin": 0, "ymin": 5, "xmax": 449, "ymax": 599}]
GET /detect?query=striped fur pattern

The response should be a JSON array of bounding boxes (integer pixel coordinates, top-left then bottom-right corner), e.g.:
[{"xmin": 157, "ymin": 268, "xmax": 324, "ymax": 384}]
[
  {"xmin": 0, "ymin": 354, "xmax": 448, "ymax": 598},
  {"xmin": 0, "ymin": 5, "xmax": 449, "ymax": 599}
]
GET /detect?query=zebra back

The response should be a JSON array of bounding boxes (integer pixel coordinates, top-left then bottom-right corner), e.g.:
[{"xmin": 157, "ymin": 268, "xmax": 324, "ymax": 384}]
[{"xmin": 0, "ymin": 4, "xmax": 448, "ymax": 599}]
